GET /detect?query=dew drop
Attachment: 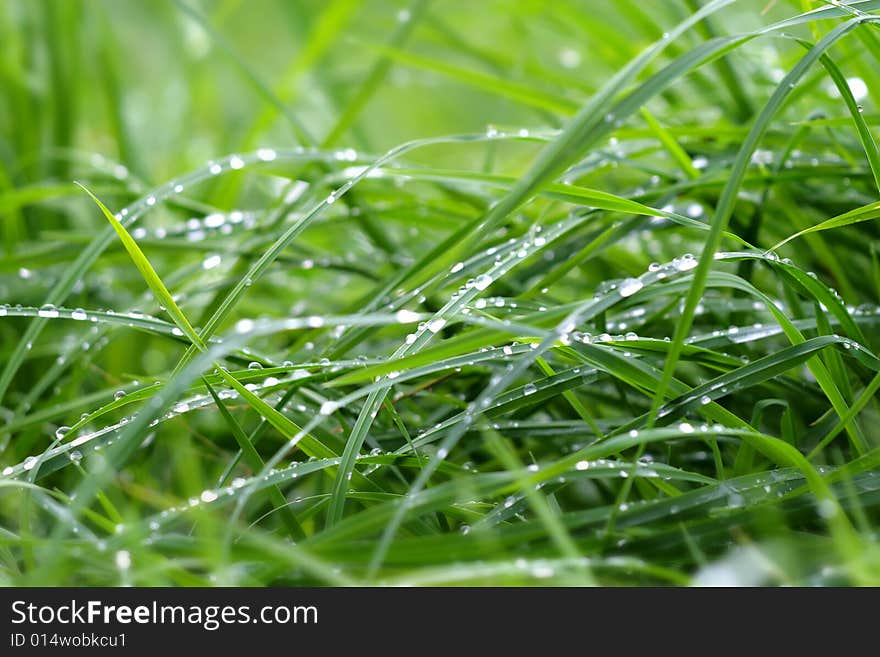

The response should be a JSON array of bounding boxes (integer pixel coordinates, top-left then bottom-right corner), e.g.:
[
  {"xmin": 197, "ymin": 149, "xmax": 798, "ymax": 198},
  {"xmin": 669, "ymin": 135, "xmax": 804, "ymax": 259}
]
[
  {"xmin": 523, "ymin": 383, "xmax": 537, "ymax": 396},
  {"xmin": 426, "ymin": 318, "xmax": 447, "ymax": 333},
  {"xmin": 618, "ymin": 278, "xmax": 643, "ymax": 297},
  {"xmin": 200, "ymin": 489, "xmax": 219, "ymax": 503},
  {"xmin": 38, "ymin": 304, "xmax": 59, "ymax": 318},
  {"xmin": 674, "ymin": 253, "xmax": 698, "ymax": 272},
  {"xmin": 474, "ymin": 274, "xmax": 493, "ymax": 291}
]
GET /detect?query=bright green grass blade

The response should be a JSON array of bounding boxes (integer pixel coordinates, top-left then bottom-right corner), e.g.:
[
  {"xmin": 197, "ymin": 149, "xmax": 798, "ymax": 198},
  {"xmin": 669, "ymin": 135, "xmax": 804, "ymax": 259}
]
[
  {"xmin": 772, "ymin": 201, "xmax": 880, "ymax": 251},
  {"xmin": 214, "ymin": 369, "xmax": 335, "ymax": 460},
  {"xmin": 204, "ymin": 380, "xmax": 305, "ymax": 540},
  {"xmin": 640, "ymin": 107, "xmax": 701, "ymax": 179},
  {"xmin": 647, "ymin": 18, "xmax": 874, "ymax": 428},
  {"xmin": 76, "ymin": 183, "xmax": 205, "ymax": 350},
  {"xmin": 813, "ymin": 47, "xmax": 880, "ymax": 194}
]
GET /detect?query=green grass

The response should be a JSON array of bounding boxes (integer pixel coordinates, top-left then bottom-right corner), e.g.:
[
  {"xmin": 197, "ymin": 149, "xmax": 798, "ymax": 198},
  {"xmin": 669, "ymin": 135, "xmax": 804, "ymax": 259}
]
[{"xmin": 1, "ymin": 0, "xmax": 880, "ymax": 586}]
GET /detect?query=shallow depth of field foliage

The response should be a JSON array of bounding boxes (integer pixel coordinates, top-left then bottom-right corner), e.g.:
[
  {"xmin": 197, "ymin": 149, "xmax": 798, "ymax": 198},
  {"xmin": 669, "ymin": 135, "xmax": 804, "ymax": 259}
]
[{"xmin": 1, "ymin": 0, "xmax": 880, "ymax": 586}]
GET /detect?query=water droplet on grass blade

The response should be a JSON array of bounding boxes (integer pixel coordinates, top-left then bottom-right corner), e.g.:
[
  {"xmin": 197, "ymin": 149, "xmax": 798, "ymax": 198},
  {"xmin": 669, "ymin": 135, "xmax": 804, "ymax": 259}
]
[
  {"xmin": 474, "ymin": 274, "xmax": 493, "ymax": 291},
  {"xmin": 38, "ymin": 304, "xmax": 59, "ymax": 318},
  {"xmin": 674, "ymin": 253, "xmax": 698, "ymax": 272},
  {"xmin": 618, "ymin": 278, "xmax": 643, "ymax": 297}
]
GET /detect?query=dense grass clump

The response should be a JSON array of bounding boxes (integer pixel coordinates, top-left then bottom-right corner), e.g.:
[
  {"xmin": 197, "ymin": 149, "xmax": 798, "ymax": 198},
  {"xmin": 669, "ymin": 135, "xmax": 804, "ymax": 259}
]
[{"xmin": 1, "ymin": 0, "xmax": 880, "ymax": 586}]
